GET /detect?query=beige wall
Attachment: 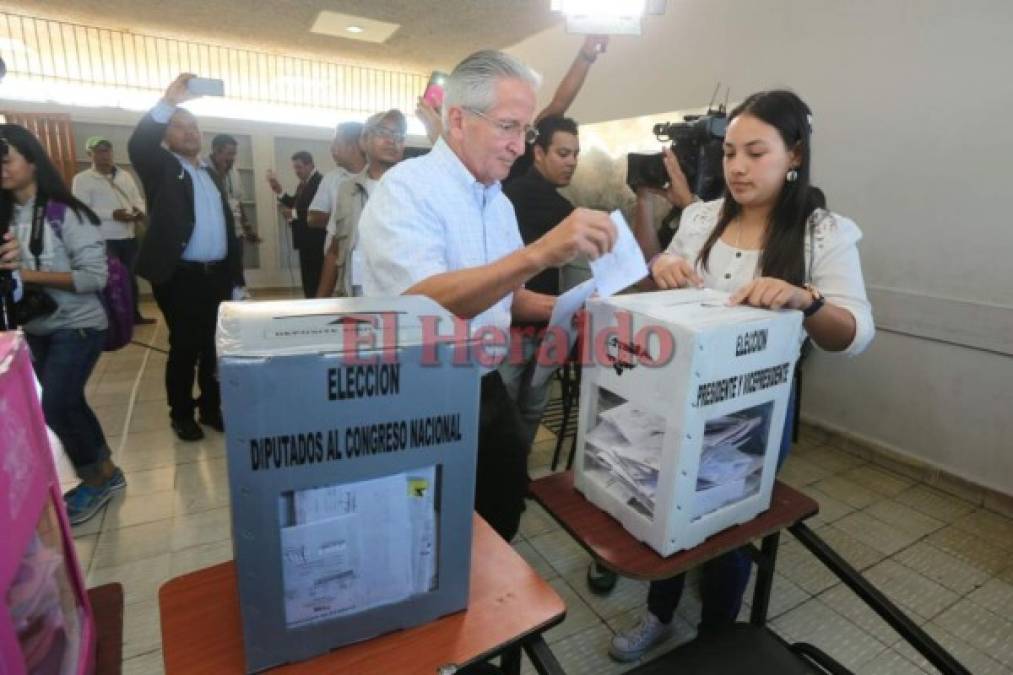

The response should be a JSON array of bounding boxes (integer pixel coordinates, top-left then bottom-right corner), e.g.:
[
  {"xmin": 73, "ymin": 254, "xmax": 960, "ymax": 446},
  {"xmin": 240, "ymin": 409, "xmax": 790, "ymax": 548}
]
[{"xmin": 509, "ymin": 0, "xmax": 1013, "ymax": 493}]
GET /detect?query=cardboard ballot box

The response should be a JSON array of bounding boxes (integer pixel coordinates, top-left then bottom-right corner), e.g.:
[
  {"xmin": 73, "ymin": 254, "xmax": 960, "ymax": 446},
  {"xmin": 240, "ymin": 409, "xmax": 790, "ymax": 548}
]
[
  {"xmin": 216, "ymin": 297, "xmax": 481, "ymax": 673},
  {"xmin": 574, "ymin": 289, "xmax": 804, "ymax": 557},
  {"xmin": 1, "ymin": 333, "xmax": 97, "ymax": 675}
]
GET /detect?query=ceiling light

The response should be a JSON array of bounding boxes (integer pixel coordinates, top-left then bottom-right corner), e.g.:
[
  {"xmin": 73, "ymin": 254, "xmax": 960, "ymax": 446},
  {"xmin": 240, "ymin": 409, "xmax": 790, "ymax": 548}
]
[
  {"xmin": 550, "ymin": 0, "xmax": 665, "ymax": 34},
  {"xmin": 310, "ymin": 11, "xmax": 400, "ymax": 44}
]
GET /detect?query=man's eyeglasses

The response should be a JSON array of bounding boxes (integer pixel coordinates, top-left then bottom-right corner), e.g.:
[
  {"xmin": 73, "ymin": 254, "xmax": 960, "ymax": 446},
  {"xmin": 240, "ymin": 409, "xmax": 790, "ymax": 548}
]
[
  {"xmin": 464, "ymin": 108, "xmax": 539, "ymax": 145},
  {"xmin": 370, "ymin": 126, "xmax": 406, "ymax": 143}
]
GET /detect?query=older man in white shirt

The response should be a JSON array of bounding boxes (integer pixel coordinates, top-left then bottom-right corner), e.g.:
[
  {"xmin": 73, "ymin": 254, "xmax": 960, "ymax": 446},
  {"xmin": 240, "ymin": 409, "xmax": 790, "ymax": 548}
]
[
  {"xmin": 71, "ymin": 136, "xmax": 154, "ymax": 324},
  {"xmin": 357, "ymin": 50, "xmax": 617, "ymax": 541}
]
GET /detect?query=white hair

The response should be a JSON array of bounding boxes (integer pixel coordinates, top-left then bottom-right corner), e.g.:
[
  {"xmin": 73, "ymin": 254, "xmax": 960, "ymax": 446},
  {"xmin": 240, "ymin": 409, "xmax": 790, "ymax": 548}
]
[{"xmin": 441, "ymin": 50, "xmax": 542, "ymax": 130}]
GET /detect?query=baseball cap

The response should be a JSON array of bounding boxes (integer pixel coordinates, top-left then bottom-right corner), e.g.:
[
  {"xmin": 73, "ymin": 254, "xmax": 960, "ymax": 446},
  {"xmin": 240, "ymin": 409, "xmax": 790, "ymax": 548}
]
[{"xmin": 85, "ymin": 136, "xmax": 112, "ymax": 151}]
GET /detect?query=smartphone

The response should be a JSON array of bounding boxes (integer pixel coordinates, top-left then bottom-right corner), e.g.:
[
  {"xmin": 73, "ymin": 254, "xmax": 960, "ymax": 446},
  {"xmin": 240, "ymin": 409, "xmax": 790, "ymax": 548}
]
[
  {"xmin": 422, "ymin": 71, "xmax": 449, "ymax": 109},
  {"xmin": 187, "ymin": 77, "xmax": 225, "ymax": 97}
]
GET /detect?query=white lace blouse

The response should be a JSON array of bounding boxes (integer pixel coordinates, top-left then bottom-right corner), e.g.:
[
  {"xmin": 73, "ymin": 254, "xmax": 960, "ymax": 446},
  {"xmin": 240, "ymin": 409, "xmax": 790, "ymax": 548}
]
[{"xmin": 664, "ymin": 199, "xmax": 875, "ymax": 356}]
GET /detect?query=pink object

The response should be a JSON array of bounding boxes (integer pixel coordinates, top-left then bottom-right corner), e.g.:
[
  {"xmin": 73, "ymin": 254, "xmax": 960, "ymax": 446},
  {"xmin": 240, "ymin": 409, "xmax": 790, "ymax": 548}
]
[{"xmin": 0, "ymin": 332, "xmax": 96, "ymax": 675}]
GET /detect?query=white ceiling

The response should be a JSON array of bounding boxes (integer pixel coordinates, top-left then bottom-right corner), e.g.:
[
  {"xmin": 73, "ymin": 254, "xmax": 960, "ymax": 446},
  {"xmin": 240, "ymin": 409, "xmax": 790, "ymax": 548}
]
[{"xmin": 0, "ymin": 0, "xmax": 564, "ymax": 74}]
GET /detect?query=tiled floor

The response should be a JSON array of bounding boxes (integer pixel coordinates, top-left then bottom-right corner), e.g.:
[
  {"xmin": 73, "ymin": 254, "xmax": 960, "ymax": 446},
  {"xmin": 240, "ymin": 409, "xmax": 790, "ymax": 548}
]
[{"xmin": 62, "ymin": 303, "xmax": 1013, "ymax": 674}]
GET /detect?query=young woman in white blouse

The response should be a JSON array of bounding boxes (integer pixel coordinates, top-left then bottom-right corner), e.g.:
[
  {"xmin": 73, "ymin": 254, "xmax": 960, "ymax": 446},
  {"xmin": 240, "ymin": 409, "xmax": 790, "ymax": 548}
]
[{"xmin": 610, "ymin": 90, "xmax": 874, "ymax": 661}]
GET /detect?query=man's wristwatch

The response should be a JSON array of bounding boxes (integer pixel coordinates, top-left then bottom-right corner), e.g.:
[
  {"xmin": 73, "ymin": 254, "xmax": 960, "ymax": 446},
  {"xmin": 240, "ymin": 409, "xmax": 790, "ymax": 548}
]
[{"xmin": 802, "ymin": 284, "xmax": 825, "ymax": 318}]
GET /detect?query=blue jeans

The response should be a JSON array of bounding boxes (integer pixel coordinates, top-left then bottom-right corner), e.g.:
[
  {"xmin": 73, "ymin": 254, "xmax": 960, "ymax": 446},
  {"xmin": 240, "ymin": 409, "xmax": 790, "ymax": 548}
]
[
  {"xmin": 26, "ymin": 328, "xmax": 111, "ymax": 482},
  {"xmin": 647, "ymin": 383, "xmax": 798, "ymax": 628}
]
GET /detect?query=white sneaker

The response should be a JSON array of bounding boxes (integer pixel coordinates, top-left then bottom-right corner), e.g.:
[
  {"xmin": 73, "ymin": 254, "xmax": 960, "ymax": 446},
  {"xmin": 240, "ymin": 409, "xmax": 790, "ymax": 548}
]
[{"xmin": 609, "ymin": 611, "xmax": 673, "ymax": 662}]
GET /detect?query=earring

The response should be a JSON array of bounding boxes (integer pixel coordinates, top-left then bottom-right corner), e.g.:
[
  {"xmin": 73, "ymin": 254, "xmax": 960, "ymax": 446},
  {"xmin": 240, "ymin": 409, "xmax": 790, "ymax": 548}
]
[{"xmin": 786, "ymin": 168, "xmax": 798, "ymax": 183}]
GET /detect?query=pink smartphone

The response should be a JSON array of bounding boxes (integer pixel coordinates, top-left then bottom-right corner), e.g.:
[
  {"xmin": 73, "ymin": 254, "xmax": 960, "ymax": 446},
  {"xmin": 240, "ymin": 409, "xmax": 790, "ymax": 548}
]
[{"xmin": 422, "ymin": 71, "xmax": 449, "ymax": 109}]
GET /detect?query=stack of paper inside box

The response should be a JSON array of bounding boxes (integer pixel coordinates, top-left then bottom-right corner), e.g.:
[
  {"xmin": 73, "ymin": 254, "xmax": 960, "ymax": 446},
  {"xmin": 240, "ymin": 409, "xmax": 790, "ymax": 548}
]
[{"xmin": 584, "ymin": 403, "xmax": 767, "ymax": 519}]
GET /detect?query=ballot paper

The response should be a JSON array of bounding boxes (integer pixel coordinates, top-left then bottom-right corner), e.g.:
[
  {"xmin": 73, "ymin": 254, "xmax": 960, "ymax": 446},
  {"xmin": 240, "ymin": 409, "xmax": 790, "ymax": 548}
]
[
  {"xmin": 531, "ymin": 279, "xmax": 597, "ymax": 388},
  {"xmin": 588, "ymin": 210, "xmax": 649, "ymax": 297},
  {"xmin": 282, "ymin": 471, "xmax": 434, "ymax": 628},
  {"xmin": 583, "ymin": 403, "xmax": 768, "ymax": 518},
  {"xmin": 406, "ymin": 466, "xmax": 438, "ymax": 595},
  {"xmin": 599, "ymin": 402, "xmax": 666, "ymax": 447},
  {"xmin": 281, "ymin": 512, "xmax": 362, "ymax": 627}
]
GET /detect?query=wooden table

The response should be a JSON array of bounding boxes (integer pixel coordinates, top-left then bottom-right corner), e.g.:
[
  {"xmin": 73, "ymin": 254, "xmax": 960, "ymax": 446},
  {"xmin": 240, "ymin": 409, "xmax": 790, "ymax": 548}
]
[
  {"xmin": 159, "ymin": 515, "xmax": 566, "ymax": 675},
  {"xmin": 529, "ymin": 472, "xmax": 818, "ymax": 625},
  {"xmin": 88, "ymin": 582, "xmax": 124, "ymax": 675}
]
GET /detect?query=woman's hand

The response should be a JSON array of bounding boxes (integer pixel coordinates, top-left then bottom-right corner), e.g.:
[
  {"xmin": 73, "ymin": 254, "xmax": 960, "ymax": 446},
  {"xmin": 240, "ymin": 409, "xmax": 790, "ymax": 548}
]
[
  {"xmin": 0, "ymin": 232, "xmax": 21, "ymax": 271},
  {"xmin": 729, "ymin": 277, "xmax": 812, "ymax": 311},
  {"xmin": 651, "ymin": 252, "xmax": 703, "ymax": 289}
]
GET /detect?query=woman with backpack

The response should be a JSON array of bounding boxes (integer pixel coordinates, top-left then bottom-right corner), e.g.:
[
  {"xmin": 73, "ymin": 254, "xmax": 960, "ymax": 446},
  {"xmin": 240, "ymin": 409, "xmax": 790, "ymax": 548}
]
[{"xmin": 1, "ymin": 123, "xmax": 126, "ymax": 525}]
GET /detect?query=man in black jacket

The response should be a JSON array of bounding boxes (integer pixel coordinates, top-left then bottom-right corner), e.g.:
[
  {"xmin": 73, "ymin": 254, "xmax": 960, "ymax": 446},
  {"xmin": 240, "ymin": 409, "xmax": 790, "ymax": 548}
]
[
  {"xmin": 267, "ymin": 151, "xmax": 323, "ymax": 297},
  {"xmin": 128, "ymin": 74, "xmax": 245, "ymax": 441},
  {"xmin": 499, "ymin": 115, "xmax": 580, "ymax": 446}
]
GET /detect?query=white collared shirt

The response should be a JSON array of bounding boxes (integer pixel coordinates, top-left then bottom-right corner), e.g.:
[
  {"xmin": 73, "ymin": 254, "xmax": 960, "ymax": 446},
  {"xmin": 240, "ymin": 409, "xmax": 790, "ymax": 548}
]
[
  {"xmin": 309, "ymin": 166, "xmax": 352, "ymax": 247},
  {"xmin": 356, "ymin": 137, "xmax": 524, "ymax": 342},
  {"xmin": 667, "ymin": 199, "xmax": 875, "ymax": 356},
  {"xmin": 71, "ymin": 166, "xmax": 145, "ymax": 240}
]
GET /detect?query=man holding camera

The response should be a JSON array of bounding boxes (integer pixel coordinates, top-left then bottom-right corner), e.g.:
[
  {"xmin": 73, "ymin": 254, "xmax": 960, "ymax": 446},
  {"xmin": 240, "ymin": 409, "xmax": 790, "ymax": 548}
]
[
  {"xmin": 128, "ymin": 74, "xmax": 245, "ymax": 442},
  {"xmin": 356, "ymin": 50, "xmax": 617, "ymax": 542},
  {"xmin": 267, "ymin": 151, "xmax": 323, "ymax": 298},
  {"xmin": 71, "ymin": 136, "xmax": 154, "ymax": 325}
]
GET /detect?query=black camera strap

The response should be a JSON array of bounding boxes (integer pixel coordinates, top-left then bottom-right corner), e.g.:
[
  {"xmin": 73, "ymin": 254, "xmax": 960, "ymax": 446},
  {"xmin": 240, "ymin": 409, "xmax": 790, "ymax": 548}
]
[{"xmin": 29, "ymin": 196, "xmax": 47, "ymax": 270}]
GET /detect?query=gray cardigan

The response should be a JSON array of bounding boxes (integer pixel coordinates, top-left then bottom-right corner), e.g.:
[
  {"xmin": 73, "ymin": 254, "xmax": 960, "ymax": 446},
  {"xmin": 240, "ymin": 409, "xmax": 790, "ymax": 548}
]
[{"xmin": 14, "ymin": 197, "xmax": 108, "ymax": 334}]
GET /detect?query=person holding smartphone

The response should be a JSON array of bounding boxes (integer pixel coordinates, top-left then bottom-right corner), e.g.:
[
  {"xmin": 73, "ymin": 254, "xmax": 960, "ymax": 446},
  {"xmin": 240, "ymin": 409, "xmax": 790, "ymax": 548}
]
[
  {"xmin": 2, "ymin": 123, "xmax": 127, "ymax": 525},
  {"xmin": 609, "ymin": 90, "xmax": 875, "ymax": 662},
  {"xmin": 415, "ymin": 34, "xmax": 609, "ymax": 168},
  {"xmin": 128, "ymin": 73, "xmax": 246, "ymax": 442}
]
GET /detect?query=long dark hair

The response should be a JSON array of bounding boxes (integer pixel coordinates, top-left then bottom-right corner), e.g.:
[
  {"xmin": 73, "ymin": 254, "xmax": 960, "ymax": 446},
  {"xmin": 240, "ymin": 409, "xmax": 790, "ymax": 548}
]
[
  {"xmin": 0, "ymin": 123, "xmax": 100, "ymax": 227},
  {"xmin": 697, "ymin": 90, "xmax": 824, "ymax": 286}
]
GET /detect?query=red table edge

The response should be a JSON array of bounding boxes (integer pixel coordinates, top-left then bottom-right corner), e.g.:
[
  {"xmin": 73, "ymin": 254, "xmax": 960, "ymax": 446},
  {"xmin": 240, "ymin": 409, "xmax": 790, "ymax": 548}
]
[
  {"xmin": 157, "ymin": 514, "xmax": 567, "ymax": 674},
  {"xmin": 529, "ymin": 472, "xmax": 820, "ymax": 581}
]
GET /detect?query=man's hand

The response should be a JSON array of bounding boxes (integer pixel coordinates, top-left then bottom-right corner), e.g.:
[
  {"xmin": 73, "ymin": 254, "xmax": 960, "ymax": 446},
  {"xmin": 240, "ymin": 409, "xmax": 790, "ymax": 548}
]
[
  {"xmin": 281, "ymin": 207, "xmax": 294, "ymax": 222},
  {"xmin": 651, "ymin": 252, "xmax": 703, "ymax": 289},
  {"xmin": 241, "ymin": 226, "xmax": 262, "ymax": 245},
  {"xmin": 659, "ymin": 147, "xmax": 695, "ymax": 208},
  {"xmin": 163, "ymin": 73, "xmax": 199, "ymax": 107},
  {"xmin": 0, "ymin": 232, "xmax": 21, "ymax": 271},
  {"xmin": 112, "ymin": 208, "xmax": 134, "ymax": 223},
  {"xmin": 529, "ymin": 208, "xmax": 617, "ymax": 268},
  {"xmin": 728, "ymin": 278, "xmax": 811, "ymax": 311},
  {"xmin": 581, "ymin": 35, "xmax": 609, "ymax": 62},
  {"xmin": 266, "ymin": 169, "xmax": 283, "ymax": 195}
]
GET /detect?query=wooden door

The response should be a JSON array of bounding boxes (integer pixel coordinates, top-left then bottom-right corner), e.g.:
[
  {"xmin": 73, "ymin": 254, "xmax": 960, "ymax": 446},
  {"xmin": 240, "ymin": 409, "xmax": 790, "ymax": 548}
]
[{"xmin": 0, "ymin": 112, "xmax": 77, "ymax": 186}]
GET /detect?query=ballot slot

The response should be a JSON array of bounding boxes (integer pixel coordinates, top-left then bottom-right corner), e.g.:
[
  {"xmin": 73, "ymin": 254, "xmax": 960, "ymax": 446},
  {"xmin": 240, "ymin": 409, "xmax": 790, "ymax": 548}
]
[{"xmin": 276, "ymin": 465, "xmax": 441, "ymax": 630}]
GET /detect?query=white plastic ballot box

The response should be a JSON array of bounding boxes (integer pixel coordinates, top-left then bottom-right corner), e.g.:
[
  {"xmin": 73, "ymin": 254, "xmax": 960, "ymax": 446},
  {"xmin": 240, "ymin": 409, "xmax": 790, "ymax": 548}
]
[
  {"xmin": 215, "ymin": 296, "xmax": 481, "ymax": 673},
  {"xmin": 574, "ymin": 289, "xmax": 804, "ymax": 557}
]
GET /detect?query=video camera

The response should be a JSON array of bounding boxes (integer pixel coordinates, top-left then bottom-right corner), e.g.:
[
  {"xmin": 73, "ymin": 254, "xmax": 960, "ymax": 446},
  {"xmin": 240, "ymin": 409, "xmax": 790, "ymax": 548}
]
[{"xmin": 626, "ymin": 108, "xmax": 728, "ymax": 201}]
